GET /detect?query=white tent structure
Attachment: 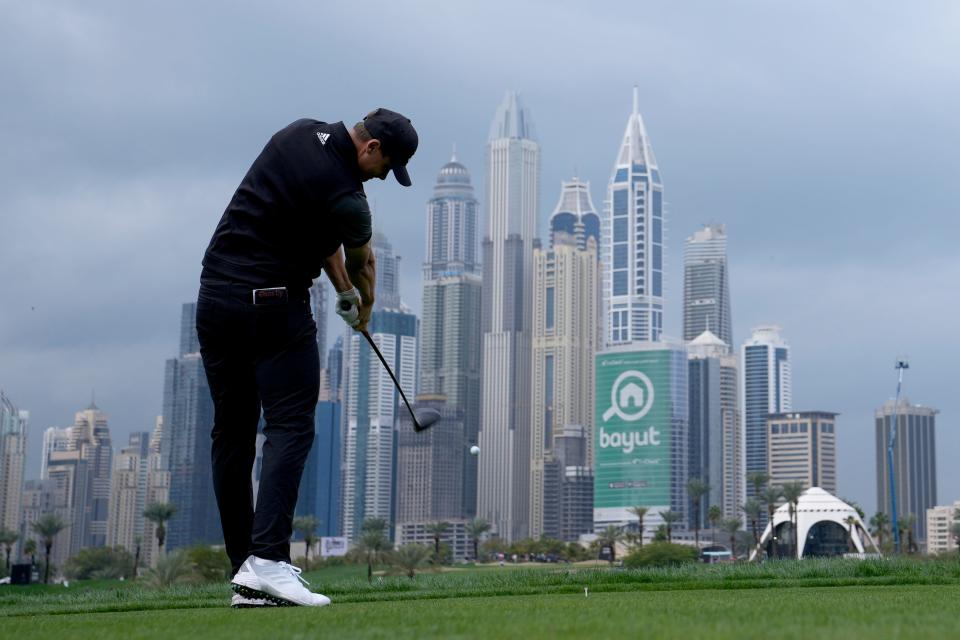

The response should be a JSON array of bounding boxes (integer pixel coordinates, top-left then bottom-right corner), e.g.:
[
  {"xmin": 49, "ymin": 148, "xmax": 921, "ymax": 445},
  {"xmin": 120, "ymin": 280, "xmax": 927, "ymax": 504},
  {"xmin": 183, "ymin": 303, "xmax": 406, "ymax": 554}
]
[{"xmin": 750, "ymin": 487, "xmax": 881, "ymax": 560}]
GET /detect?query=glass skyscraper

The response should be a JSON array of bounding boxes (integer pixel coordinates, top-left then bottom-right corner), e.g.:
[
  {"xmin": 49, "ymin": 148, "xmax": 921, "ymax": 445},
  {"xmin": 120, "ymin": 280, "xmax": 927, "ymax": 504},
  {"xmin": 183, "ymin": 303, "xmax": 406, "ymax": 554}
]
[
  {"xmin": 602, "ymin": 87, "xmax": 665, "ymax": 346},
  {"xmin": 875, "ymin": 399, "xmax": 937, "ymax": 544},
  {"xmin": 163, "ymin": 302, "xmax": 221, "ymax": 549},
  {"xmin": 740, "ymin": 326, "xmax": 791, "ymax": 500},
  {"xmin": 683, "ymin": 224, "xmax": 732, "ymax": 347}
]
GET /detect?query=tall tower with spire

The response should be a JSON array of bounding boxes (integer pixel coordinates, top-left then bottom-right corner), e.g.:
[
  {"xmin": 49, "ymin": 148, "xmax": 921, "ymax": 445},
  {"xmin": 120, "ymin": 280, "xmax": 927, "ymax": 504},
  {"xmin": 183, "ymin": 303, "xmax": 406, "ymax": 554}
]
[
  {"xmin": 415, "ymin": 152, "xmax": 482, "ymax": 519},
  {"xmin": 602, "ymin": 87, "xmax": 665, "ymax": 346},
  {"xmin": 477, "ymin": 91, "xmax": 540, "ymax": 542}
]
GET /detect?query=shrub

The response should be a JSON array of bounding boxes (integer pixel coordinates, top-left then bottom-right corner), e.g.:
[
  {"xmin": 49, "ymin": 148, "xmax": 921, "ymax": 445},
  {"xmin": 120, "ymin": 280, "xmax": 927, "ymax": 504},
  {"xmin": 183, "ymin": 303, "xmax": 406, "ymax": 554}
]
[
  {"xmin": 624, "ymin": 542, "xmax": 698, "ymax": 568},
  {"xmin": 64, "ymin": 546, "xmax": 134, "ymax": 580},
  {"xmin": 184, "ymin": 545, "xmax": 231, "ymax": 583}
]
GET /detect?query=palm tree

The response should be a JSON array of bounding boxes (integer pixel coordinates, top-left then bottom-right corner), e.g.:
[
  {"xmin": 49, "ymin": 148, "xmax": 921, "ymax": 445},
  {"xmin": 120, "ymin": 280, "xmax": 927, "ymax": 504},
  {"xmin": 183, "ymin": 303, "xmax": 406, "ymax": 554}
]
[
  {"xmin": 627, "ymin": 506, "xmax": 649, "ymax": 549},
  {"xmin": 898, "ymin": 514, "xmax": 917, "ymax": 554},
  {"xmin": 741, "ymin": 500, "xmax": 762, "ymax": 549},
  {"xmin": 465, "ymin": 518, "xmax": 491, "ymax": 561},
  {"xmin": 746, "ymin": 472, "xmax": 769, "ymax": 497},
  {"xmin": 31, "ymin": 513, "xmax": 67, "ymax": 584},
  {"xmin": 0, "ymin": 528, "xmax": 18, "ymax": 571},
  {"xmin": 660, "ymin": 511, "xmax": 683, "ymax": 544},
  {"xmin": 597, "ymin": 525, "xmax": 624, "ymax": 565},
  {"xmin": 759, "ymin": 486, "xmax": 783, "ymax": 558},
  {"xmin": 23, "ymin": 538, "xmax": 37, "ymax": 567},
  {"xmin": 143, "ymin": 502, "xmax": 177, "ymax": 555},
  {"xmin": 425, "ymin": 521, "xmax": 450, "ymax": 562},
  {"xmin": 686, "ymin": 479, "xmax": 710, "ymax": 549},
  {"xmin": 870, "ymin": 512, "xmax": 889, "ymax": 550},
  {"xmin": 359, "ymin": 517, "xmax": 390, "ymax": 583},
  {"xmin": 391, "ymin": 544, "xmax": 432, "ymax": 579},
  {"xmin": 781, "ymin": 482, "xmax": 805, "ymax": 559},
  {"xmin": 843, "ymin": 516, "xmax": 858, "ymax": 552},
  {"xmin": 293, "ymin": 516, "xmax": 320, "ymax": 570},
  {"xmin": 708, "ymin": 505, "xmax": 723, "ymax": 545},
  {"xmin": 721, "ymin": 518, "xmax": 742, "ymax": 560}
]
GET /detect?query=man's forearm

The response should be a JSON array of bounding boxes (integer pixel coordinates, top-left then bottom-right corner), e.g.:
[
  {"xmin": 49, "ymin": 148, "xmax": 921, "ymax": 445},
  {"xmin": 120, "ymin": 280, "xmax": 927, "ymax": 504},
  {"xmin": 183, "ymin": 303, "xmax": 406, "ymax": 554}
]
[
  {"xmin": 346, "ymin": 253, "xmax": 375, "ymax": 307},
  {"xmin": 323, "ymin": 249, "xmax": 353, "ymax": 293}
]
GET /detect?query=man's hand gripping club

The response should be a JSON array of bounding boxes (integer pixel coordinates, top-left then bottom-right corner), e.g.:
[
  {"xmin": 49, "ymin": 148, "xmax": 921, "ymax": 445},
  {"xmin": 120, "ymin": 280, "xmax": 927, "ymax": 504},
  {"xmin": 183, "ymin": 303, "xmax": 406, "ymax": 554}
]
[{"xmin": 324, "ymin": 244, "xmax": 376, "ymax": 333}]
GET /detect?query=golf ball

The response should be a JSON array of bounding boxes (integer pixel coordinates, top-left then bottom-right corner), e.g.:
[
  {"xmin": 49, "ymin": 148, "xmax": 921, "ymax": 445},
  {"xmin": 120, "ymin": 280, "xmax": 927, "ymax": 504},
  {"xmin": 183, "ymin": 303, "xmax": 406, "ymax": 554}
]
[{"xmin": 470, "ymin": 445, "xmax": 480, "ymax": 456}]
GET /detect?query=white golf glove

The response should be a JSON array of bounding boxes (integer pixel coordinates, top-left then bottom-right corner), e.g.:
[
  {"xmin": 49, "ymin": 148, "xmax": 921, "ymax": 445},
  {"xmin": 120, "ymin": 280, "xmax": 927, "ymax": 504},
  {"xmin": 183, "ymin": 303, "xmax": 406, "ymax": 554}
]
[{"xmin": 336, "ymin": 288, "xmax": 361, "ymax": 328}]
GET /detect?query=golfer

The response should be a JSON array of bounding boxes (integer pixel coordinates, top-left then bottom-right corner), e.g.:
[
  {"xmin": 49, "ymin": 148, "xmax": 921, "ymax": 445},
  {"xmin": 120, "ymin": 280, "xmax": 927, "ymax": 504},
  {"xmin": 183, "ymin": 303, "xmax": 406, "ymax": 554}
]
[{"xmin": 196, "ymin": 109, "xmax": 418, "ymax": 607}]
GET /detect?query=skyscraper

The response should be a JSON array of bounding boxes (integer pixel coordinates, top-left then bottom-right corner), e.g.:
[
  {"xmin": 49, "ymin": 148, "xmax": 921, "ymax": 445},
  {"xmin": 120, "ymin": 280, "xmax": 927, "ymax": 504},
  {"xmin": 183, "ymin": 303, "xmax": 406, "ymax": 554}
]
[
  {"xmin": 684, "ymin": 224, "xmax": 732, "ymax": 347},
  {"xmin": 45, "ymin": 402, "xmax": 113, "ymax": 562},
  {"xmin": 875, "ymin": 399, "xmax": 937, "ymax": 544},
  {"xmin": 686, "ymin": 331, "xmax": 725, "ymax": 529},
  {"xmin": 163, "ymin": 302, "xmax": 221, "ymax": 549},
  {"xmin": 295, "ymin": 400, "xmax": 341, "ymax": 537},
  {"xmin": 395, "ymin": 399, "xmax": 465, "ymax": 524},
  {"xmin": 340, "ymin": 232, "xmax": 417, "ymax": 539},
  {"xmin": 0, "ymin": 391, "xmax": 27, "ymax": 550},
  {"xmin": 310, "ymin": 277, "xmax": 329, "ymax": 357},
  {"xmin": 40, "ymin": 427, "xmax": 70, "ymax": 480},
  {"xmin": 419, "ymin": 154, "xmax": 483, "ymax": 518},
  {"xmin": 602, "ymin": 87, "xmax": 665, "ymax": 347},
  {"xmin": 530, "ymin": 179, "xmax": 600, "ymax": 540},
  {"xmin": 741, "ymin": 325, "xmax": 791, "ymax": 499},
  {"xmin": 478, "ymin": 91, "xmax": 540, "ymax": 542},
  {"xmin": 143, "ymin": 417, "xmax": 170, "ymax": 567},
  {"xmin": 106, "ymin": 431, "xmax": 150, "ymax": 554},
  {"xmin": 327, "ymin": 336, "xmax": 344, "ymax": 401},
  {"xmin": 767, "ymin": 412, "xmax": 837, "ymax": 493}
]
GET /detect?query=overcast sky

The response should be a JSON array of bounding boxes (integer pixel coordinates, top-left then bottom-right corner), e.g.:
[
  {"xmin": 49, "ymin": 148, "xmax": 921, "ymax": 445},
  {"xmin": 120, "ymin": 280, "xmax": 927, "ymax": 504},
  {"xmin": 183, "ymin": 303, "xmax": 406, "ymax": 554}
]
[{"xmin": 1, "ymin": 1, "xmax": 957, "ymax": 516}]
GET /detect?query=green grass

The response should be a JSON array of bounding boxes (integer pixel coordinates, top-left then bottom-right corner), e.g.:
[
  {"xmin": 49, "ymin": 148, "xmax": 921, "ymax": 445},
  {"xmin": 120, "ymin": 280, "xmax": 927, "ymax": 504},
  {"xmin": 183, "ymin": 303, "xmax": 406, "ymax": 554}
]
[{"xmin": 2, "ymin": 558, "xmax": 959, "ymax": 638}]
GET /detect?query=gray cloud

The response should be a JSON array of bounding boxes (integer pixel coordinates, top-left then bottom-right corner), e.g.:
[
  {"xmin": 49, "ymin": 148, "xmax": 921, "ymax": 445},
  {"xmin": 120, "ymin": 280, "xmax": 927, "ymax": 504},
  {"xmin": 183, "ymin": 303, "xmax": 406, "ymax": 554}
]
[{"xmin": 1, "ymin": 0, "xmax": 957, "ymax": 512}]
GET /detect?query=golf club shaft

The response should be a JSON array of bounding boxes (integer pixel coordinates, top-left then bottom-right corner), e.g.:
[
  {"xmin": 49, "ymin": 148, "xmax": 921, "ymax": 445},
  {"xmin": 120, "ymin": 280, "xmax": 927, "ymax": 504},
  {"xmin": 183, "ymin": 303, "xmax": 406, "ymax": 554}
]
[{"xmin": 361, "ymin": 329, "xmax": 420, "ymax": 429}]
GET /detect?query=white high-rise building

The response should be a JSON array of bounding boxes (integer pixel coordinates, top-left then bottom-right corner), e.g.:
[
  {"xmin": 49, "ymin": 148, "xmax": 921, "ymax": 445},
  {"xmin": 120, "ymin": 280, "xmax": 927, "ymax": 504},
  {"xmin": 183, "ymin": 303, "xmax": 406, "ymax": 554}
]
[
  {"xmin": 684, "ymin": 224, "xmax": 732, "ymax": 347},
  {"xmin": 40, "ymin": 426, "xmax": 70, "ymax": 480},
  {"xmin": 926, "ymin": 501, "xmax": 960, "ymax": 555},
  {"xmin": 741, "ymin": 326, "xmax": 791, "ymax": 500},
  {"xmin": 340, "ymin": 232, "xmax": 418, "ymax": 539},
  {"xmin": 106, "ymin": 432, "xmax": 150, "ymax": 556},
  {"xmin": 602, "ymin": 87, "xmax": 665, "ymax": 347},
  {"xmin": 529, "ymin": 179, "xmax": 600, "ymax": 540},
  {"xmin": 478, "ymin": 91, "xmax": 540, "ymax": 542}
]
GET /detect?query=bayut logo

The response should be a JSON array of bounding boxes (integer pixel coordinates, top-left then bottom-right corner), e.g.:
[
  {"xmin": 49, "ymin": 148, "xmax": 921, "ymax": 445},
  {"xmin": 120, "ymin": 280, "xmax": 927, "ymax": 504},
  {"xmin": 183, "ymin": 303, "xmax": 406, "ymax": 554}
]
[
  {"xmin": 600, "ymin": 370, "xmax": 658, "ymax": 454},
  {"xmin": 602, "ymin": 370, "xmax": 654, "ymax": 422}
]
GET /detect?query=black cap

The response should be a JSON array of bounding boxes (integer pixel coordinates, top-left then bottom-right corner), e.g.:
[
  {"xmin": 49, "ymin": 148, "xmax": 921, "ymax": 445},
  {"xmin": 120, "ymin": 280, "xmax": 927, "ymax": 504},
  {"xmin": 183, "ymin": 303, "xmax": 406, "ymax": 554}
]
[{"xmin": 363, "ymin": 108, "xmax": 418, "ymax": 186}]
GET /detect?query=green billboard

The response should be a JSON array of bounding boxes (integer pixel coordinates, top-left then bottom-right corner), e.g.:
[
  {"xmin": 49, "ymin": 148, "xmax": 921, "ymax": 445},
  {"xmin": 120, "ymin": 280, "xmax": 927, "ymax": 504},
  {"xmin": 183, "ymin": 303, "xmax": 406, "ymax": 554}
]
[{"xmin": 594, "ymin": 348, "xmax": 673, "ymax": 523}]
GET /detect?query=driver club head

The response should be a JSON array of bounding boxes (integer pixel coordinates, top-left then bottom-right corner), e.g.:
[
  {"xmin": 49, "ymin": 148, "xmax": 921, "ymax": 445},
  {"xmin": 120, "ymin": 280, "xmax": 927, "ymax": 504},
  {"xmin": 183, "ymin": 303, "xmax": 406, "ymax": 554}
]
[{"xmin": 413, "ymin": 408, "xmax": 442, "ymax": 432}]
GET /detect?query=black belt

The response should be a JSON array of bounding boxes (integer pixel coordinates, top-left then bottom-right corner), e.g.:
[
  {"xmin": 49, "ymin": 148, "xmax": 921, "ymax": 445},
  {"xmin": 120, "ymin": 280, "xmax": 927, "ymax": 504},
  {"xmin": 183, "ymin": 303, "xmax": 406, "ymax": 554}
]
[{"xmin": 200, "ymin": 277, "xmax": 309, "ymax": 306}]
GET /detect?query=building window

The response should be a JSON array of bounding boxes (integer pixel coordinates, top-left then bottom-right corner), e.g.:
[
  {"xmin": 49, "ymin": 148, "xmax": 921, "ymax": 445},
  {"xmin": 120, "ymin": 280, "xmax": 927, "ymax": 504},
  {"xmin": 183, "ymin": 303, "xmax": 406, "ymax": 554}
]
[
  {"xmin": 545, "ymin": 287, "xmax": 555, "ymax": 330},
  {"xmin": 613, "ymin": 189, "xmax": 628, "ymax": 215}
]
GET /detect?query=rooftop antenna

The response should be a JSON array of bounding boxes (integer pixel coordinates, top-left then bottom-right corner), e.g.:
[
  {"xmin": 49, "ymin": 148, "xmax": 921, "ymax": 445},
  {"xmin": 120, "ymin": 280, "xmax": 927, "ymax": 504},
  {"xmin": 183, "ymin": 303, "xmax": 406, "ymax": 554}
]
[{"xmin": 888, "ymin": 356, "xmax": 909, "ymax": 554}]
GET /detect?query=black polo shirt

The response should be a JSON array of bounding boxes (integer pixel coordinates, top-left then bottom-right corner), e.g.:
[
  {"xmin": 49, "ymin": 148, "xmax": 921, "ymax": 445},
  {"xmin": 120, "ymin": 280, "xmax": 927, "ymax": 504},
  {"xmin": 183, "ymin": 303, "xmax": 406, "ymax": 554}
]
[{"xmin": 201, "ymin": 119, "xmax": 372, "ymax": 290}]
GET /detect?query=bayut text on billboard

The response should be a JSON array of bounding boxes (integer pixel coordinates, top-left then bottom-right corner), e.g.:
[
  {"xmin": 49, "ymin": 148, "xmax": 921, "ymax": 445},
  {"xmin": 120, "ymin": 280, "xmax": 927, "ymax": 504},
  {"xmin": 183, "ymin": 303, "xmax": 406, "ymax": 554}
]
[{"xmin": 595, "ymin": 350, "xmax": 670, "ymax": 518}]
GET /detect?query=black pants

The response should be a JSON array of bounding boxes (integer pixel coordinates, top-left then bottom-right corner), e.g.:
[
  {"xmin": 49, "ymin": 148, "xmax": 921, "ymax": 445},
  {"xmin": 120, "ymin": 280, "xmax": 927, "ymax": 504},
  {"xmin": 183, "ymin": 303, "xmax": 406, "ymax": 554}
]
[{"xmin": 195, "ymin": 277, "xmax": 319, "ymax": 576}]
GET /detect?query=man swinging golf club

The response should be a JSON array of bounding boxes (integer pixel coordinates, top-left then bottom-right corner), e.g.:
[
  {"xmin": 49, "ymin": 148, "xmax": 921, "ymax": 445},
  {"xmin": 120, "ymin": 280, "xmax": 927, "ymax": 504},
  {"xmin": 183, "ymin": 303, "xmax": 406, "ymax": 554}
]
[{"xmin": 196, "ymin": 108, "xmax": 418, "ymax": 607}]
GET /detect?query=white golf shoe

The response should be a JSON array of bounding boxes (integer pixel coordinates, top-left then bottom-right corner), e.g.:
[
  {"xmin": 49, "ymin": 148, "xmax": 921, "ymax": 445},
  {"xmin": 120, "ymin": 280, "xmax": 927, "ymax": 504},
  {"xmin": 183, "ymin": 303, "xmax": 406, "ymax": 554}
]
[
  {"xmin": 231, "ymin": 555, "xmax": 331, "ymax": 607},
  {"xmin": 230, "ymin": 593, "xmax": 276, "ymax": 608}
]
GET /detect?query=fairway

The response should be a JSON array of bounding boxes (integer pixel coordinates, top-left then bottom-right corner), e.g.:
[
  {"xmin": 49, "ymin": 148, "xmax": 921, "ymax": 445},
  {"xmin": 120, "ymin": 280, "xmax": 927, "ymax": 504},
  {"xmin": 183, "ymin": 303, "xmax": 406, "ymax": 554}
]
[{"xmin": 2, "ymin": 585, "xmax": 959, "ymax": 639}]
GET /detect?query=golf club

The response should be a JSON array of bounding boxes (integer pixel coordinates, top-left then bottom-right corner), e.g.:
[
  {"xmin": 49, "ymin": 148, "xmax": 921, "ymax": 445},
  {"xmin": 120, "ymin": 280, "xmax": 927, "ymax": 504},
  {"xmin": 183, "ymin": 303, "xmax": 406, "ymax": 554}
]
[{"xmin": 359, "ymin": 327, "xmax": 441, "ymax": 432}]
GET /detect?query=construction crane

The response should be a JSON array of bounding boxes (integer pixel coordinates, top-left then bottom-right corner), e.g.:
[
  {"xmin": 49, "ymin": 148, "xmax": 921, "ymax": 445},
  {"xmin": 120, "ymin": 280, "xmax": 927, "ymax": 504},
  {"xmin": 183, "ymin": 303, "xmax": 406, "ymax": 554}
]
[{"xmin": 888, "ymin": 357, "xmax": 909, "ymax": 554}]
